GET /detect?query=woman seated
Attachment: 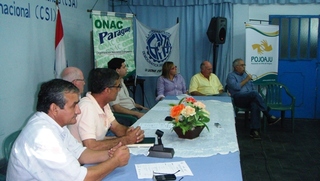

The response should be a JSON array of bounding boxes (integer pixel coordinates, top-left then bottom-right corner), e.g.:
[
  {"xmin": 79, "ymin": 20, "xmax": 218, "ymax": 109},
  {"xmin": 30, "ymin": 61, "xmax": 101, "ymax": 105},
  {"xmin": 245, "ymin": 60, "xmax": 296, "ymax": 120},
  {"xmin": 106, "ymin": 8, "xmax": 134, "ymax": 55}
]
[{"xmin": 156, "ymin": 61, "xmax": 187, "ymax": 101}]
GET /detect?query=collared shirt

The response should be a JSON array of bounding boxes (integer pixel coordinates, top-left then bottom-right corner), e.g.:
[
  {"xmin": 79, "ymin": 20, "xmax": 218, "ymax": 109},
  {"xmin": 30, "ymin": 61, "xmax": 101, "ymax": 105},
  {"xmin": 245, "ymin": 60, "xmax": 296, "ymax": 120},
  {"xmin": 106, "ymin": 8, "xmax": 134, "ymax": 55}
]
[
  {"xmin": 68, "ymin": 92, "xmax": 115, "ymax": 143},
  {"xmin": 7, "ymin": 112, "xmax": 87, "ymax": 180},
  {"xmin": 156, "ymin": 74, "xmax": 187, "ymax": 101},
  {"xmin": 226, "ymin": 71, "xmax": 255, "ymax": 96},
  {"xmin": 189, "ymin": 73, "xmax": 223, "ymax": 95},
  {"xmin": 109, "ymin": 79, "xmax": 135, "ymax": 110}
]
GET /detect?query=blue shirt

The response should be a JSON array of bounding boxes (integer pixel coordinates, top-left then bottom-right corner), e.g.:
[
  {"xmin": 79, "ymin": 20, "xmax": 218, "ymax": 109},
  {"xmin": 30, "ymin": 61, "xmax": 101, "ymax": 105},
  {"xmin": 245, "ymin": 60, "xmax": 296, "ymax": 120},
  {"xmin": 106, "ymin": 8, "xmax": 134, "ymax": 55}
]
[
  {"xmin": 226, "ymin": 71, "xmax": 255, "ymax": 96},
  {"xmin": 156, "ymin": 74, "xmax": 186, "ymax": 100}
]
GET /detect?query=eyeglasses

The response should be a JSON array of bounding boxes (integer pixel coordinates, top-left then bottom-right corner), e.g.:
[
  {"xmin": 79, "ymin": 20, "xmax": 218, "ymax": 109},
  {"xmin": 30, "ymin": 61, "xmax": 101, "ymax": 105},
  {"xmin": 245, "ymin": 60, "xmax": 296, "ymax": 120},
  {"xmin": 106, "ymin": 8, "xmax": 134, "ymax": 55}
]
[
  {"xmin": 108, "ymin": 84, "xmax": 122, "ymax": 89},
  {"xmin": 238, "ymin": 64, "xmax": 246, "ymax": 67}
]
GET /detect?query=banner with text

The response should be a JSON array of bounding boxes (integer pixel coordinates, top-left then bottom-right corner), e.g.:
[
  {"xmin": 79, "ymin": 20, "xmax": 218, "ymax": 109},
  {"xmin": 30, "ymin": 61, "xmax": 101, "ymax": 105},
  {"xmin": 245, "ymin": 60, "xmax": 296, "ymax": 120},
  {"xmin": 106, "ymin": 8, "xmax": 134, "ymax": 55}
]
[
  {"xmin": 92, "ymin": 11, "xmax": 135, "ymax": 76},
  {"xmin": 245, "ymin": 24, "xmax": 279, "ymax": 83},
  {"xmin": 136, "ymin": 19, "xmax": 179, "ymax": 76}
]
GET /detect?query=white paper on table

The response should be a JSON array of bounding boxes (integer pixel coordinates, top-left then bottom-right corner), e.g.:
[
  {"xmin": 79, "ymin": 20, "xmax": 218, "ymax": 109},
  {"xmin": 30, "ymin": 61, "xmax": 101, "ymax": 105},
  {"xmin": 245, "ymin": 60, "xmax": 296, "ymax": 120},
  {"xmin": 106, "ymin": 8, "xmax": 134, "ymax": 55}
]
[{"xmin": 135, "ymin": 161, "xmax": 193, "ymax": 179}]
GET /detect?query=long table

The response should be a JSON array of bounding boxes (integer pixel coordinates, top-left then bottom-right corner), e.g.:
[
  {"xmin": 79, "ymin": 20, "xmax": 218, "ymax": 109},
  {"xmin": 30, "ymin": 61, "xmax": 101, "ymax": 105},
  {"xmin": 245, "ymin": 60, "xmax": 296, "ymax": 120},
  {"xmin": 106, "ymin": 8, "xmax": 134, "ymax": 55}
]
[{"xmin": 102, "ymin": 95, "xmax": 242, "ymax": 180}]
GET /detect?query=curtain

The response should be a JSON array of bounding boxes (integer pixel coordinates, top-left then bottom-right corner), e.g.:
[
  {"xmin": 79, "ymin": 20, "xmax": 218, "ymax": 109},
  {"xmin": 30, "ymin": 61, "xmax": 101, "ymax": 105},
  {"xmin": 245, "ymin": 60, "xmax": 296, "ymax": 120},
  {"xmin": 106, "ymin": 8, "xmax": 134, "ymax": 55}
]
[
  {"xmin": 115, "ymin": 0, "xmax": 320, "ymax": 6},
  {"xmin": 114, "ymin": 3, "xmax": 233, "ymax": 108}
]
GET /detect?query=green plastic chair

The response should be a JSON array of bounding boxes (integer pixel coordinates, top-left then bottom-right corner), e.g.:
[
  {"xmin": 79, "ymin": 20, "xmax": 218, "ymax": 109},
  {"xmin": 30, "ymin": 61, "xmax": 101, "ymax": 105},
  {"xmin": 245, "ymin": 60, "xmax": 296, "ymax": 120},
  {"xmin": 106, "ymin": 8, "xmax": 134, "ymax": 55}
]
[
  {"xmin": 259, "ymin": 82, "xmax": 296, "ymax": 133},
  {"xmin": 3, "ymin": 130, "xmax": 21, "ymax": 161},
  {"xmin": 113, "ymin": 112, "xmax": 138, "ymax": 127}
]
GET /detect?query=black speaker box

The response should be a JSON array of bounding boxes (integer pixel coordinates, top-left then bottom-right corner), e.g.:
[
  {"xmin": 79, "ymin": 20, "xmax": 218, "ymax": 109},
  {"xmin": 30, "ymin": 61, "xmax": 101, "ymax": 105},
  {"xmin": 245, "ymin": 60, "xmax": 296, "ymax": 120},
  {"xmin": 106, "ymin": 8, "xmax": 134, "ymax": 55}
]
[{"xmin": 206, "ymin": 17, "xmax": 227, "ymax": 44}]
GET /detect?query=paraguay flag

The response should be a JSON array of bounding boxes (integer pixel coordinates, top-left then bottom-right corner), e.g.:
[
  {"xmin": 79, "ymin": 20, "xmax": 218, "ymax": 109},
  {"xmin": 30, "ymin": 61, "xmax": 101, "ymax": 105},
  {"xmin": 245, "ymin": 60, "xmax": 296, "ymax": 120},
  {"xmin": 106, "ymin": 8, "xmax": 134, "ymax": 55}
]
[{"xmin": 54, "ymin": 3, "xmax": 67, "ymax": 78}]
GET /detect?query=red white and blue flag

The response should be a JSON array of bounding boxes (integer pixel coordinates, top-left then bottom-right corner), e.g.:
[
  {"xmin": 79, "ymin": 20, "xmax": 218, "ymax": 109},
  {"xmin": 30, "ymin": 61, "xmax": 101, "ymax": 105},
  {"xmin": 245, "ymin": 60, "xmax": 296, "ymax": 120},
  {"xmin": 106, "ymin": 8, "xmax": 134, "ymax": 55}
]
[{"xmin": 54, "ymin": 3, "xmax": 67, "ymax": 78}]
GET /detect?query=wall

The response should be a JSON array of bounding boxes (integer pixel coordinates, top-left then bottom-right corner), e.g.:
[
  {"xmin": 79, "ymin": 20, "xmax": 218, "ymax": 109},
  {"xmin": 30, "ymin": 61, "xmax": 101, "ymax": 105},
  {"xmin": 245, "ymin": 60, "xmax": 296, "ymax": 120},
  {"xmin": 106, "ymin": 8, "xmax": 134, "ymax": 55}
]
[
  {"xmin": 0, "ymin": 0, "xmax": 108, "ymax": 158},
  {"xmin": 232, "ymin": 4, "xmax": 320, "ymax": 61}
]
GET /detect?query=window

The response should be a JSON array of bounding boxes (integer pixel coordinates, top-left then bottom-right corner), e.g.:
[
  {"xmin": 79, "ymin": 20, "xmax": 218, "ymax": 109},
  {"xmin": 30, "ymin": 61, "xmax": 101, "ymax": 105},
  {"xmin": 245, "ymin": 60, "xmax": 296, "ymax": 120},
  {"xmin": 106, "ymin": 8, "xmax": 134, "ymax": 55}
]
[{"xmin": 270, "ymin": 15, "xmax": 319, "ymax": 60}]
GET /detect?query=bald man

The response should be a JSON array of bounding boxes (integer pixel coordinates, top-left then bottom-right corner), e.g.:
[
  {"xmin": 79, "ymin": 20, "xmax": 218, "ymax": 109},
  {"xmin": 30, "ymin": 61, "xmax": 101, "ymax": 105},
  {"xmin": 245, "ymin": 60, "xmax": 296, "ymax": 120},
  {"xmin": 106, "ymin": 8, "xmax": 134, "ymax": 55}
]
[
  {"xmin": 189, "ymin": 61, "xmax": 224, "ymax": 96},
  {"xmin": 61, "ymin": 67, "xmax": 85, "ymax": 94}
]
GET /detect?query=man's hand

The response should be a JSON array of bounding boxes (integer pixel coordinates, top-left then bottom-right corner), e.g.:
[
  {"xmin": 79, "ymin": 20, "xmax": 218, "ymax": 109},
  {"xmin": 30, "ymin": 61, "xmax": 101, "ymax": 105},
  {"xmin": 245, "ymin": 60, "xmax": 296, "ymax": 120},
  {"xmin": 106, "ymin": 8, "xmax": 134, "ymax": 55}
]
[
  {"xmin": 136, "ymin": 104, "xmax": 149, "ymax": 110},
  {"xmin": 135, "ymin": 112, "xmax": 145, "ymax": 118},
  {"xmin": 112, "ymin": 146, "xmax": 130, "ymax": 167},
  {"xmin": 108, "ymin": 142, "xmax": 123, "ymax": 158},
  {"xmin": 246, "ymin": 74, "xmax": 252, "ymax": 81},
  {"xmin": 125, "ymin": 126, "xmax": 145, "ymax": 144}
]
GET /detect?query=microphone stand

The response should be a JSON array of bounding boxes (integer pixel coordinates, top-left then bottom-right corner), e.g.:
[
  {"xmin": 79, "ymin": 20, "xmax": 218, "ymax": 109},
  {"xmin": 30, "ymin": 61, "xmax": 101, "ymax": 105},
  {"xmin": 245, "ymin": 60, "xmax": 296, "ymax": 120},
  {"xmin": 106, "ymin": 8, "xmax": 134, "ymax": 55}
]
[{"xmin": 148, "ymin": 130, "xmax": 175, "ymax": 158}]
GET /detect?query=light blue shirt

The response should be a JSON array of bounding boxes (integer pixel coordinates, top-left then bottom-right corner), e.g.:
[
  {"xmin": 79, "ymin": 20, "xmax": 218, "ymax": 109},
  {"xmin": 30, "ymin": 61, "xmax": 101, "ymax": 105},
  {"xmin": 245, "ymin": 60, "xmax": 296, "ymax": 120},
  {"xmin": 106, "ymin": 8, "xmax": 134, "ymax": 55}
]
[
  {"xmin": 226, "ymin": 71, "xmax": 255, "ymax": 96},
  {"xmin": 156, "ymin": 74, "xmax": 186, "ymax": 101}
]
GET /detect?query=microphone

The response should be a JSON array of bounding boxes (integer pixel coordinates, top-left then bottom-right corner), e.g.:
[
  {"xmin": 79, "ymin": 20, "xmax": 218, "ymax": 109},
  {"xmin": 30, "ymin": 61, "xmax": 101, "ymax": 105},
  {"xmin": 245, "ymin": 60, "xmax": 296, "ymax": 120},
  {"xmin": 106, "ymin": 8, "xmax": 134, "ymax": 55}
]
[{"xmin": 245, "ymin": 70, "xmax": 253, "ymax": 80}]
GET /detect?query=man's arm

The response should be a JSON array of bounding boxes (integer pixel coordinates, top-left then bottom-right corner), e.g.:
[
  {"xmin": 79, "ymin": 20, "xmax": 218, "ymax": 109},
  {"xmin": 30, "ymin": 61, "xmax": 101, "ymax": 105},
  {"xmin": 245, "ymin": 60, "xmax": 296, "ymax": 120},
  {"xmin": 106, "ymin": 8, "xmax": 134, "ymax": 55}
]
[
  {"xmin": 83, "ymin": 145, "xmax": 130, "ymax": 181},
  {"xmin": 112, "ymin": 104, "xmax": 144, "ymax": 118},
  {"xmin": 78, "ymin": 142, "xmax": 123, "ymax": 164},
  {"xmin": 218, "ymin": 81, "xmax": 224, "ymax": 94},
  {"xmin": 227, "ymin": 73, "xmax": 240, "ymax": 91},
  {"xmin": 82, "ymin": 121, "xmax": 144, "ymax": 151},
  {"xmin": 189, "ymin": 75, "xmax": 202, "ymax": 95},
  {"xmin": 134, "ymin": 103, "xmax": 149, "ymax": 110},
  {"xmin": 240, "ymin": 73, "xmax": 252, "ymax": 87}
]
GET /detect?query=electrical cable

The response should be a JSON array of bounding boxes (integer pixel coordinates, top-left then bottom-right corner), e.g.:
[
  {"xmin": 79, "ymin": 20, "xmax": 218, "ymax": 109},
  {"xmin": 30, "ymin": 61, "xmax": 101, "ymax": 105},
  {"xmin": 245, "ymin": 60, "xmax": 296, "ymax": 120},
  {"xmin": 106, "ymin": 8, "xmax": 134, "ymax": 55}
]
[{"xmin": 88, "ymin": 0, "xmax": 99, "ymax": 12}]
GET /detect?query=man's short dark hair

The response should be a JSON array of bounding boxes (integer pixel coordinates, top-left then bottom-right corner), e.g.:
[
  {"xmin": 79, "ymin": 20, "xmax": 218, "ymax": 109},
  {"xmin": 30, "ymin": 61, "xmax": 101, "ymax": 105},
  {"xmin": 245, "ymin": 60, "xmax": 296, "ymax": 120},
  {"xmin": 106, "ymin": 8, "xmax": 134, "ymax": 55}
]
[
  {"xmin": 88, "ymin": 68, "xmax": 119, "ymax": 94},
  {"xmin": 36, "ymin": 79, "xmax": 79, "ymax": 113},
  {"xmin": 108, "ymin": 58, "xmax": 125, "ymax": 70}
]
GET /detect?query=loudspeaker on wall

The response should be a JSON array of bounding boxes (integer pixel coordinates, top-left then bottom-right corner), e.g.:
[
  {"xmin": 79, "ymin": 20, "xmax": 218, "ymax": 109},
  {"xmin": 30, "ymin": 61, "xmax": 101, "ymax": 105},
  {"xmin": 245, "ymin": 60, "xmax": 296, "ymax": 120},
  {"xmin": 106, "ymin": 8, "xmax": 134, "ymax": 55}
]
[{"xmin": 206, "ymin": 17, "xmax": 227, "ymax": 44}]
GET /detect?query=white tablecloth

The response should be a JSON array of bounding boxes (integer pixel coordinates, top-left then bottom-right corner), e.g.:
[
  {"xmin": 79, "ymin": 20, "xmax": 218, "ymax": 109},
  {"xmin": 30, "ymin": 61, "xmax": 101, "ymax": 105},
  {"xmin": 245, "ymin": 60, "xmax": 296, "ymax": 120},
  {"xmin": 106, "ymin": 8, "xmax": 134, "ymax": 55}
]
[{"xmin": 130, "ymin": 98, "xmax": 239, "ymax": 158}]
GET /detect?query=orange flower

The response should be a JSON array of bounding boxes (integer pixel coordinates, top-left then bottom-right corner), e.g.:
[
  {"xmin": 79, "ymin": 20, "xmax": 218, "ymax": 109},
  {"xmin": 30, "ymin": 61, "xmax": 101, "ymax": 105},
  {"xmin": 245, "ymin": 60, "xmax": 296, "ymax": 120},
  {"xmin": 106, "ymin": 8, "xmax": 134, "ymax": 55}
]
[{"xmin": 170, "ymin": 104, "xmax": 185, "ymax": 122}]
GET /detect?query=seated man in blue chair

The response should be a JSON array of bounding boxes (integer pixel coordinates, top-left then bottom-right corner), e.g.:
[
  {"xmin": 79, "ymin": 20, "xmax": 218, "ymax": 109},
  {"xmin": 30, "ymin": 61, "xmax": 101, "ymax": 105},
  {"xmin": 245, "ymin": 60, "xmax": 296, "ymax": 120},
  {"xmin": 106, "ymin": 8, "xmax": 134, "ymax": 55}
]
[{"xmin": 226, "ymin": 58, "xmax": 280, "ymax": 140}]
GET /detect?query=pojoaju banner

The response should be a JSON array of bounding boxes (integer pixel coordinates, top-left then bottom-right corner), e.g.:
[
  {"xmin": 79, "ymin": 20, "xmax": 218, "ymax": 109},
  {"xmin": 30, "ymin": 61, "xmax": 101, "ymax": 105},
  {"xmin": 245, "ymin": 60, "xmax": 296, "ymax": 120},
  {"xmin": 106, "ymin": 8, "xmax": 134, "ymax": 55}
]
[
  {"xmin": 136, "ymin": 19, "xmax": 180, "ymax": 76},
  {"xmin": 92, "ymin": 11, "xmax": 135, "ymax": 75},
  {"xmin": 245, "ymin": 24, "xmax": 279, "ymax": 83}
]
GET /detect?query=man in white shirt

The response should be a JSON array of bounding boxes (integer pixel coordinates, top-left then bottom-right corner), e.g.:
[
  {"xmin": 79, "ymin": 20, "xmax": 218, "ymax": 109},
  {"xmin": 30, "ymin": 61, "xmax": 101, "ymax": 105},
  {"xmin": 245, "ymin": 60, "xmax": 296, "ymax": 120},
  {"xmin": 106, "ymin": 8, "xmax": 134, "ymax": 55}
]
[{"xmin": 6, "ymin": 79, "xmax": 129, "ymax": 180}]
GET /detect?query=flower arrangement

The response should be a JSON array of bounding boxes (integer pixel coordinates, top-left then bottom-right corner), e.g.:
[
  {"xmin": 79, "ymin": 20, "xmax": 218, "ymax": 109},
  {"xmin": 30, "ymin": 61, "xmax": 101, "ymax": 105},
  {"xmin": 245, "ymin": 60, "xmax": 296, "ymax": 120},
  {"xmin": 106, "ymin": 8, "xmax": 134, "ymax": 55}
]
[{"xmin": 169, "ymin": 97, "xmax": 210, "ymax": 135}]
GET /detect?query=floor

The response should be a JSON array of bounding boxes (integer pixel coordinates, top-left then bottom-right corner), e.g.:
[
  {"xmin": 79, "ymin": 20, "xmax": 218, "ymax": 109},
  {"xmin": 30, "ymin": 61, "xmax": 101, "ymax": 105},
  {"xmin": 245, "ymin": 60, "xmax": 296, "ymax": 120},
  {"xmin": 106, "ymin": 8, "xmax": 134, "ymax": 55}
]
[{"xmin": 236, "ymin": 115, "xmax": 320, "ymax": 181}]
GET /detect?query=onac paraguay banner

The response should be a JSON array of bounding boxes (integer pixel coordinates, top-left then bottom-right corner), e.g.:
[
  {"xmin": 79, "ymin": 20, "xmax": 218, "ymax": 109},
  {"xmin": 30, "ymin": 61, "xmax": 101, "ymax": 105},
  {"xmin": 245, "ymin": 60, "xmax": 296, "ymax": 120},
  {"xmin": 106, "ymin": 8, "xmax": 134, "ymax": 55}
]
[
  {"xmin": 92, "ymin": 11, "xmax": 135, "ymax": 76},
  {"xmin": 245, "ymin": 24, "xmax": 279, "ymax": 83},
  {"xmin": 136, "ymin": 19, "xmax": 180, "ymax": 76}
]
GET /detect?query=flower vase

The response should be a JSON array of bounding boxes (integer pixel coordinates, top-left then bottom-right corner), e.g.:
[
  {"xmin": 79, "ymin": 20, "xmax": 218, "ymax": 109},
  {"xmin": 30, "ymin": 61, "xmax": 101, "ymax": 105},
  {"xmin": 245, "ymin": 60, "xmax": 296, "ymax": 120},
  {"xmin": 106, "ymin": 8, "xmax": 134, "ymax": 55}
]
[{"xmin": 173, "ymin": 126, "xmax": 205, "ymax": 139}]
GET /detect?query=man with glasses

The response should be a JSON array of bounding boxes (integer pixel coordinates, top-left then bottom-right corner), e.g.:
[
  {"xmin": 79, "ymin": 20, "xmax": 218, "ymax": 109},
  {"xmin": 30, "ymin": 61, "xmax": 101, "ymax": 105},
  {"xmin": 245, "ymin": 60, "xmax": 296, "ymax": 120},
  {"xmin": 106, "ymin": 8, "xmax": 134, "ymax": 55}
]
[
  {"xmin": 108, "ymin": 58, "xmax": 149, "ymax": 120},
  {"xmin": 226, "ymin": 58, "xmax": 280, "ymax": 140},
  {"xmin": 61, "ymin": 67, "xmax": 86, "ymax": 95},
  {"xmin": 68, "ymin": 68, "xmax": 145, "ymax": 151},
  {"xmin": 189, "ymin": 60, "xmax": 224, "ymax": 96}
]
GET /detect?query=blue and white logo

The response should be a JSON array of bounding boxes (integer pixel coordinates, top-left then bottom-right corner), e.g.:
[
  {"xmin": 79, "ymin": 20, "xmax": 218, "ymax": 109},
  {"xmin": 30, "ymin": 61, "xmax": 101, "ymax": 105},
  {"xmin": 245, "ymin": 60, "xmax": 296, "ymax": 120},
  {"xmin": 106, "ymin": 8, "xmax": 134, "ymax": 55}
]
[{"xmin": 142, "ymin": 31, "xmax": 172, "ymax": 67}]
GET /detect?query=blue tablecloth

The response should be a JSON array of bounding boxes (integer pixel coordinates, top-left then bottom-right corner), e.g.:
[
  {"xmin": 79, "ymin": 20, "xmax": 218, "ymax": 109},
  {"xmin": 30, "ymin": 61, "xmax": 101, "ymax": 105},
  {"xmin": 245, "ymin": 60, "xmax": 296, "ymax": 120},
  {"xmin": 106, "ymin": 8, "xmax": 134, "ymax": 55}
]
[{"xmin": 101, "ymin": 152, "xmax": 242, "ymax": 181}]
